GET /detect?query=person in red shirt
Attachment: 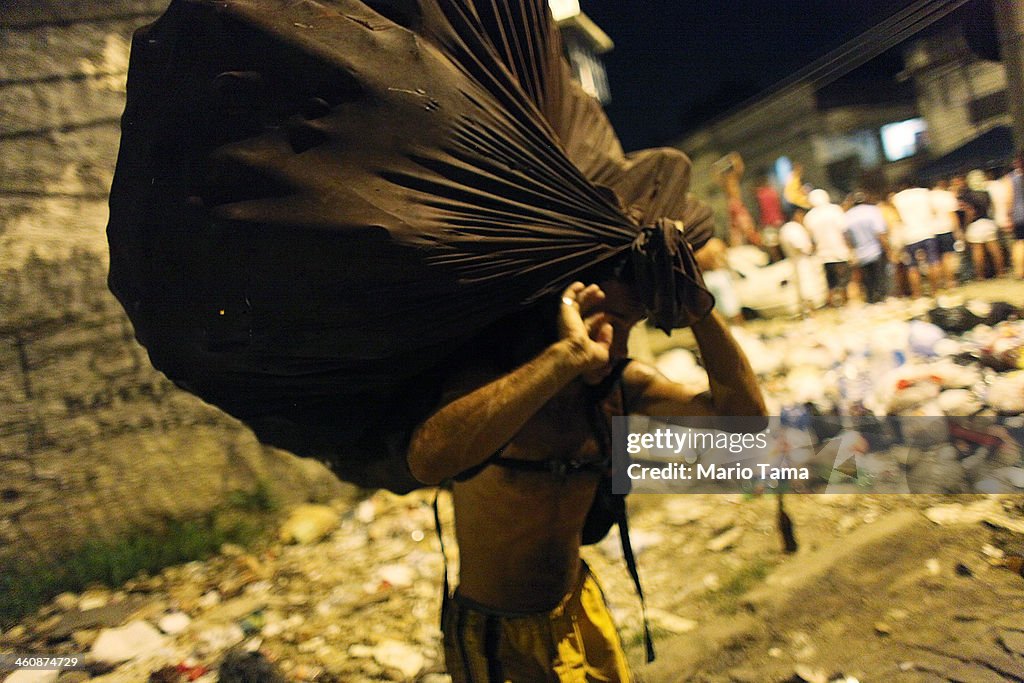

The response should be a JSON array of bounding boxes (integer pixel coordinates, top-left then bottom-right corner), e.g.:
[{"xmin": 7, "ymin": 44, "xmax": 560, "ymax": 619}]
[
  {"xmin": 714, "ymin": 152, "xmax": 761, "ymax": 248},
  {"xmin": 755, "ymin": 172, "xmax": 785, "ymax": 261}
]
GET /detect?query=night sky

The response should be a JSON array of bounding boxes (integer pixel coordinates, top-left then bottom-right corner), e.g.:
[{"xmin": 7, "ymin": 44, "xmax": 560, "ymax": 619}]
[{"xmin": 582, "ymin": 0, "xmax": 991, "ymax": 152}]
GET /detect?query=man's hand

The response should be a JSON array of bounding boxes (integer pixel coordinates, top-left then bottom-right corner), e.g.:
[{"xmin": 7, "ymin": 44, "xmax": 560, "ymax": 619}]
[
  {"xmin": 407, "ymin": 282, "xmax": 616, "ymax": 484},
  {"xmin": 557, "ymin": 282, "xmax": 613, "ymax": 374}
]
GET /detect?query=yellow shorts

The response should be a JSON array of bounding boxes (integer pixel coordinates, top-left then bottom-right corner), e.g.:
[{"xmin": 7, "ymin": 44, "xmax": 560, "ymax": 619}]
[{"xmin": 442, "ymin": 562, "xmax": 633, "ymax": 683}]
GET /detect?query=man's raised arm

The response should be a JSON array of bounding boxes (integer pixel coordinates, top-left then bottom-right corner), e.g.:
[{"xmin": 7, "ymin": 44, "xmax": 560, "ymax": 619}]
[
  {"xmin": 627, "ymin": 311, "xmax": 767, "ymax": 424},
  {"xmin": 406, "ymin": 283, "xmax": 612, "ymax": 485}
]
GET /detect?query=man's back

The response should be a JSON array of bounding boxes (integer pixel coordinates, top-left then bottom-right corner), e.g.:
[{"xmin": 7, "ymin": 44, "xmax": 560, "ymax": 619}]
[
  {"xmin": 804, "ymin": 203, "xmax": 849, "ymax": 263},
  {"xmin": 892, "ymin": 187, "xmax": 935, "ymax": 245},
  {"xmin": 844, "ymin": 203, "xmax": 885, "ymax": 264},
  {"xmin": 929, "ymin": 188, "xmax": 959, "ymax": 235}
]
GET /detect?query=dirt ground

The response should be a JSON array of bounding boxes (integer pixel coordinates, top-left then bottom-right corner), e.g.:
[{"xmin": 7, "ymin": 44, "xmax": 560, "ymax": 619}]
[
  {"xmin": 599, "ymin": 279, "xmax": 1024, "ymax": 682},
  {"xmin": 583, "ymin": 493, "xmax": 1024, "ymax": 683},
  {"xmin": 6, "ymin": 491, "xmax": 1019, "ymax": 683},
  {"xmin": 3, "ymin": 284, "xmax": 1023, "ymax": 683}
]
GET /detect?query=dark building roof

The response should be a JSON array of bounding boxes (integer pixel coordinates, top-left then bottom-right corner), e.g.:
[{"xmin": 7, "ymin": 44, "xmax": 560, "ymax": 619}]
[{"xmin": 918, "ymin": 125, "xmax": 1015, "ymax": 180}]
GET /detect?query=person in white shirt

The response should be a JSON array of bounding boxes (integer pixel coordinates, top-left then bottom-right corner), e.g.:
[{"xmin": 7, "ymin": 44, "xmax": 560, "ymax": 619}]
[
  {"xmin": 929, "ymin": 179, "xmax": 961, "ymax": 289},
  {"xmin": 987, "ymin": 166, "xmax": 1013, "ymax": 235},
  {"xmin": 963, "ymin": 192, "xmax": 1005, "ymax": 279},
  {"xmin": 891, "ymin": 179, "xmax": 939, "ymax": 297},
  {"xmin": 985, "ymin": 165, "xmax": 1015, "ymax": 277},
  {"xmin": 779, "ymin": 207, "xmax": 817, "ymax": 316},
  {"xmin": 803, "ymin": 188, "xmax": 851, "ymax": 306}
]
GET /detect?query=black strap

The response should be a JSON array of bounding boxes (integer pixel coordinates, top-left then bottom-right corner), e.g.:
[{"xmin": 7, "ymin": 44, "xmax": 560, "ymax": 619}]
[
  {"xmin": 483, "ymin": 616, "xmax": 503, "ymax": 682},
  {"xmin": 617, "ymin": 503, "xmax": 656, "ymax": 663},
  {"xmin": 489, "ymin": 456, "xmax": 607, "ymax": 478},
  {"xmin": 433, "ymin": 490, "xmax": 450, "ymax": 628},
  {"xmin": 451, "ymin": 452, "xmax": 498, "ymax": 482}
]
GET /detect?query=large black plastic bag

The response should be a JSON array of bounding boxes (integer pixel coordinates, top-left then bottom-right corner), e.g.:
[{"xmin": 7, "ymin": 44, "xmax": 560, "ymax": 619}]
[{"xmin": 107, "ymin": 0, "xmax": 714, "ymax": 491}]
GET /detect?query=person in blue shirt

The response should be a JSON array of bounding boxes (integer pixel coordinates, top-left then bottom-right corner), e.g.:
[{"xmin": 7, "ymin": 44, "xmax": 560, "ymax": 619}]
[
  {"xmin": 1011, "ymin": 152, "xmax": 1024, "ymax": 279},
  {"xmin": 844, "ymin": 192, "xmax": 890, "ymax": 303}
]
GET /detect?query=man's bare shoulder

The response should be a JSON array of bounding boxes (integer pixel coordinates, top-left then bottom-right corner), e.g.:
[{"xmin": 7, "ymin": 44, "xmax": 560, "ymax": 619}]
[
  {"xmin": 621, "ymin": 360, "xmax": 670, "ymax": 410},
  {"xmin": 622, "ymin": 359, "xmax": 710, "ymax": 416},
  {"xmin": 621, "ymin": 359, "xmax": 660, "ymax": 389}
]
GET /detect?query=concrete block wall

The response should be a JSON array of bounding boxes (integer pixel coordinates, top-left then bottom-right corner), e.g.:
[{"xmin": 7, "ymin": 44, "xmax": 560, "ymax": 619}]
[
  {"xmin": 905, "ymin": 30, "xmax": 1011, "ymax": 157},
  {"xmin": 0, "ymin": 0, "xmax": 351, "ymax": 565}
]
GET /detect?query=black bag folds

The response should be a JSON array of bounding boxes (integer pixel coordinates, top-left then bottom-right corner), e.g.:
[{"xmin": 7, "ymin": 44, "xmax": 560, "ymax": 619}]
[{"xmin": 107, "ymin": 0, "xmax": 715, "ymax": 490}]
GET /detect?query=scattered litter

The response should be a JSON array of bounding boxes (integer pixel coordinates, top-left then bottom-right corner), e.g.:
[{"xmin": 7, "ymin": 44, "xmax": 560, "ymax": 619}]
[
  {"xmin": 375, "ymin": 563, "xmax": 417, "ymax": 589},
  {"xmin": 78, "ymin": 592, "xmax": 110, "ymax": 612},
  {"xmin": 218, "ymin": 650, "xmax": 285, "ymax": 683},
  {"xmin": 647, "ymin": 608, "xmax": 698, "ymax": 634},
  {"xmin": 370, "ymin": 639, "xmax": 425, "ymax": 679},
  {"xmin": 654, "ymin": 298, "xmax": 1024, "ymax": 495},
  {"xmin": 1001, "ymin": 555, "xmax": 1024, "ymax": 577},
  {"xmin": 157, "ymin": 612, "xmax": 190, "ymax": 635},
  {"xmin": 706, "ymin": 527, "xmax": 744, "ymax": 552},
  {"xmin": 993, "ymin": 467, "xmax": 1024, "ymax": 488},
  {"xmin": 89, "ymin": 620, "xmax": 167, "ymax": 664},
  {"xmin": 625, "ymin": 529, "xmax": 663, "ymax": 554},
  {"xmin": 792, "ymin": 664, "xmax": 828, "ymax": 683},
  {"xmin": 196, "ymin": 591, "xmax": 220, "ymax": 609},
  {"xmin": 924, "ymin": 499, "xmax": 1000, "ymax": 525},
  {"xmin": 279, "ymin": 504, "xmax": 340, "ymax": 545},
  {"xmin": 981, "ymin": 544, "xmax": 1005, "ymax": 560},
  {"xmin": 702, "ymin": 573, "xmax": 721, "ymax": 590},
  {"xmin": 195, "ymin": 623, "xmax": 244, "ymax": 654},
  {"xmin": 2, "ymin": 671, "xmax": 59, "ymax": 683}
]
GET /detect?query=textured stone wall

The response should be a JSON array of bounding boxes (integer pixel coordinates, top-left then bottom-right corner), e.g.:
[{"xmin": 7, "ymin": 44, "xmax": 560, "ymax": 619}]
[{"xmin": 0, "ymin": 0, "xmax": 351, "ymax": 565}]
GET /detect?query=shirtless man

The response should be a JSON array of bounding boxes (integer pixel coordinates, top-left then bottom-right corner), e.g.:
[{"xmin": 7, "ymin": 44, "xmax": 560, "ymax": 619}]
[{"xmin": 407, "ymin": 274, "xmax": 765, "ymax": 682}]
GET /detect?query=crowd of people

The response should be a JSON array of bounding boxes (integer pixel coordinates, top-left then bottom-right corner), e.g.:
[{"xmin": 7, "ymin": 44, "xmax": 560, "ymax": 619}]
[{"xmin": 718, "ymin": 151, "xmax": 1024, "ymax": 314}]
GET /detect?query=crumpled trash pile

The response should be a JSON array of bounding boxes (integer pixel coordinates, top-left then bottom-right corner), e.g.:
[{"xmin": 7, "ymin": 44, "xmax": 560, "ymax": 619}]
[
  {"xmin": 657, "ymin": 298, "xmax": 1023, "ymax": 417},
  {"xmin": 654, "ymin": 297, "xmax": 1024, "ymax": 494}
]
